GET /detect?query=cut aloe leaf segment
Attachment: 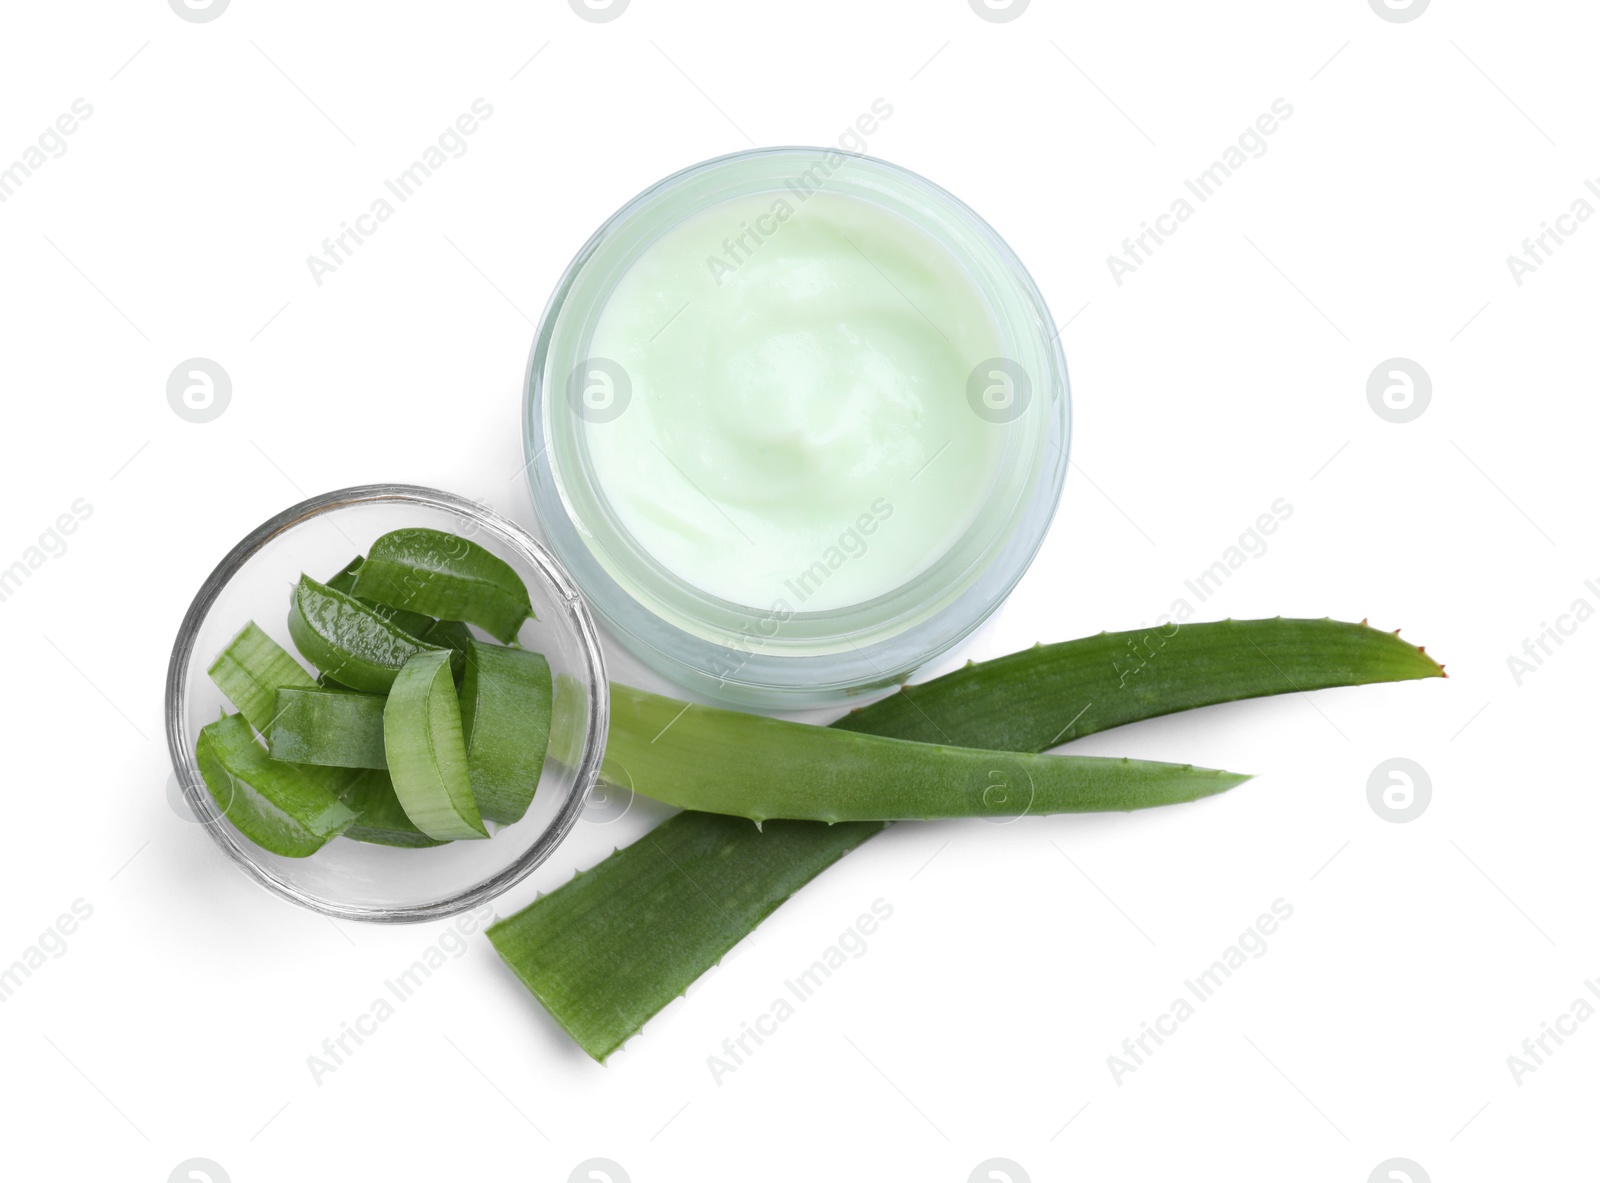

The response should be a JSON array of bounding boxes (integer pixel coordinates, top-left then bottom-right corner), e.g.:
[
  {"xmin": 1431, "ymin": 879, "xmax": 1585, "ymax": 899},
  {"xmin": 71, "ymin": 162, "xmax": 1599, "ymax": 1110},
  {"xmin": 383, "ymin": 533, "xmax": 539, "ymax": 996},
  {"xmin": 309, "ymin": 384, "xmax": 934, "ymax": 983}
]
[
  {"xmin": 208, "ymin": 622, "xmax": 318, "ymax": 734},
  {"xmin": 206, "ymin": 621, "xmax": 359, "ymax": 797},
  {"xmin": 287, "ymin": 574, "xmax": 445, "ymax": 693},
  {"xmin": 352, "ymin": 528, "xmax": 532, "ymax": 644},
  {"xmin": 384, "ymin": 649, "xmax": 488, "ymax": 840},
  {"xmin": 326, "ymin": 556, "xmax": 436, "ymax": 639},
  {"xmin": 268, "ymin": 688, "xmax": 388, "ymax": 770},
  {"xmin": 422, "ymin": 618, "xmax": 473, "ymax": 685},
  {"xmin": 605, "ymin": 683, "xmax": 1248, "ymax": 823},
  {"xmin": 340, "ymin": 768, "xmax": 447, "ymax": 848},
  {"xmin": 459, "ymin": 640, "xmax": 553, "ymax": 826},
  {"xmin": 195, "ymin": 714, "xmax": 357, "ymax": 858},
  {"xmin": 423, "ymin": 618, "xmax": 474, "ymax": 654},
  {"xmin": 487, "ymin": 618, "xmax": 1446, "ymax": 1062}
]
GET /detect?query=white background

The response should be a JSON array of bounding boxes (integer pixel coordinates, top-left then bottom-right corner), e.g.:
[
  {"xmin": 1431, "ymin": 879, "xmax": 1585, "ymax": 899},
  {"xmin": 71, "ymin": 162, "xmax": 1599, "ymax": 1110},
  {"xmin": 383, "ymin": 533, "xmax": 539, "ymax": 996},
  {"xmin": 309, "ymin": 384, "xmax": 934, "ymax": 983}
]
[{"xmin": 1, "ymin": 1, "xmax": 1594, "ymax": 1180}]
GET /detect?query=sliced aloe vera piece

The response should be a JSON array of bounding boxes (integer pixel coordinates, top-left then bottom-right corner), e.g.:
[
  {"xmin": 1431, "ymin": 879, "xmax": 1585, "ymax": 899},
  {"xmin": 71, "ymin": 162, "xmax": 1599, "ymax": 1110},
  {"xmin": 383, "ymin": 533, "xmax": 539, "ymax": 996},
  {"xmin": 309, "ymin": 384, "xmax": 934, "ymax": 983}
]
[
  {"xmin": 268, "ymin": 688, "xmax": 388, "ymax": 770},
  {"xmin": 340, "ymin": 768, "xmax": 448, "ymax": 848},
  {"xmin": 488, "ymin": 618, "xmax": 1446, "ymax": 1061},
  {"xmin": 327, "ymin": 556, "xmax": 436, "ymax": 639},
  {"xmin": 287, "ymin": 574, "xmax": 444, "ymax": 693},
  {"xmin": 352, "ymin": 528, "xmax": 532, "ymax": 644},
  {"xmin": 195, "ymin": 714, "xmax": 356, "ymax": 858},
  {"xmin": 324, "ymin": 556, "xmax": 364, "ymax": 593},
  {"xmin": 384, "ymin": 649, "xmax": 487, "ymax": 840},
  {"xmin": 207, "ymin": 621, "xmax": 317, "ymax": 733},
  {"xmin": 459, "ymin": 640, "xmax": 553, "ymax": 826},
  {"xmin": 204, "ymin": 620, "xmax": 361, "ymax": 801},
  {"xmin": 605, "ymin": 683, "xmax": 1246, "ymax": 822},
  {"xmin": 423, "ymin": 618, "xmax": 473, "ymax": 653},
  {"xmin": 421, "ymin": 618, "xmax": 473, "ymax": 686}
]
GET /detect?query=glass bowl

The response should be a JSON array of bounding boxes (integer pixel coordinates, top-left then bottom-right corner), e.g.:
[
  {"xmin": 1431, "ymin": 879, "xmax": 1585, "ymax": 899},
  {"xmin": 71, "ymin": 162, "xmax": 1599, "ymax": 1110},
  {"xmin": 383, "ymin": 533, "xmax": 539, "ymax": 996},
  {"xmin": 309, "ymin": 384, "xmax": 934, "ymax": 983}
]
[
  {"xmin": 163, "ymin": 484, "xmax": 609, "ymax": 923},
  {"xmin": 524, "ymin": 147, "xmax": 1070, "ymax": 710}
]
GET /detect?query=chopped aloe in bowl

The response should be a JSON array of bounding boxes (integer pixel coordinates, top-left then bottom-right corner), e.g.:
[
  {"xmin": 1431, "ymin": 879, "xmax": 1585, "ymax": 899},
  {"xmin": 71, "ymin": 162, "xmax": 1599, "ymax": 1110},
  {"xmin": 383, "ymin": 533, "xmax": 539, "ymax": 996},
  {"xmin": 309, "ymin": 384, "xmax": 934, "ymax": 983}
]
[
  {"xmin": 163, "ymin": 486, "xmax": 609, "ymax": 923},
  {"xmin": 196, "ymin": 529, "xmax": 557, "ymax": 859}
]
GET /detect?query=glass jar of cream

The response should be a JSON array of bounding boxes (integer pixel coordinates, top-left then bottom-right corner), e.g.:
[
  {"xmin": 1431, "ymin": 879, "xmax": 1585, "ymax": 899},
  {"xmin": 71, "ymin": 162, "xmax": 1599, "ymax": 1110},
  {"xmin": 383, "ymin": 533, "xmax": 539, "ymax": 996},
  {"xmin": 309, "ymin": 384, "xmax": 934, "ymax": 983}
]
[{"xmin": 524, "ymin": 148, "xmax": 1069, "ymax": 708}]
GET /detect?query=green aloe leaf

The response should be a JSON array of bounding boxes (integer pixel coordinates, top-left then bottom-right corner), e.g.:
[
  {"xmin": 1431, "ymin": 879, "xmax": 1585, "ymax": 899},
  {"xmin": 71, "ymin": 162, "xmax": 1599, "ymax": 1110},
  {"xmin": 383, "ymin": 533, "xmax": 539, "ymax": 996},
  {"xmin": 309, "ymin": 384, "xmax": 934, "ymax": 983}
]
[
  {"xmin": 287, "ymin": 575, "xmax": 445, "ymax": 694},
  {"xmin": 352, "ymin": 528, "xmax": 532, "ymax": 644},
  {"xmin": 834, "ymin": 616, "xmax": 1444, "ymax": 747},
  {"xmin": 195, "ymin": 714, "xmax": 357, "ymax": 858},
  {"xmin": 604, "ymin": 683, "xmax": 1249, "ymax": 822},
  {"xmin": 384, "ymin": 650, "xmax": 487, "ymax": 841},
  {"xmin": 487, "ymin": 618, "xmax": 1443, "ymax": 1062},
  {"xmin": 339, "ymin": 768, "xmax": 448, "ymax": 849}
]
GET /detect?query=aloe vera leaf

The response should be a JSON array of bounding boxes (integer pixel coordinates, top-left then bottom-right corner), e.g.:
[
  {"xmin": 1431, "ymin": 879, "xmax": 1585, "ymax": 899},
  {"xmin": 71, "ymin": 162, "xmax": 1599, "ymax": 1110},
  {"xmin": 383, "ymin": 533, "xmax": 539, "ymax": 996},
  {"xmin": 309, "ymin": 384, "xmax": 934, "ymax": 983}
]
[
  {"xmin": 834, "ymin": 616, "xmax": 1445, "ymax": 750},
  {"xmin": 352, "ymin": 528, "xmax": 532, "ymax": 644},
  {"xmin": 459, "ymin": 640, "xmax": 553, "ymax": 827},
  {"xmin": 324, "ymin": 556, "xmax": 364, "ymax": 594},
  {"xmin": 287, "ymin": 574, "xmax": 445, "ymax": 694},
  {"xmin": 207, "ymin": 621, "xmax": 318, "ymax": 734},
  {"xmin": 205, "ymin": 621, "xmax": 361, "ymax": 800},
  {"xmin": 326, "ymin": 556, "xmax": 438, "ymax": 639},
  {"xmin": 268, "ymin": 688, "xmax": 388, "ymax": 770},
  {"xmin": 195, "ymin": 714, "xmax": 357, "ymax": 858},
  {"xmin": 384, "ymin": 649, "xmax": 488, "ymax": 840},
  {"xmin": 423, "ymin": 618, "xmax": 474, "ymax": 654},
  {"xmin": 488, "ymin": 812, "xmax": 882, "ymax": 1057},
  {"xmin": 605, "ymin": 683, "xmax": 1248, "ymax": 822},
  {"xmin": 422, "ymin": 618, "xmax": 473, "ymax": 685},
  {"xmin": 340, "ymin": 768, "xmax": 448, "ymax": 848},
  {"xmin": 486, "ymin": 618, "xmax": 1443, "ymax": 1062}
]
